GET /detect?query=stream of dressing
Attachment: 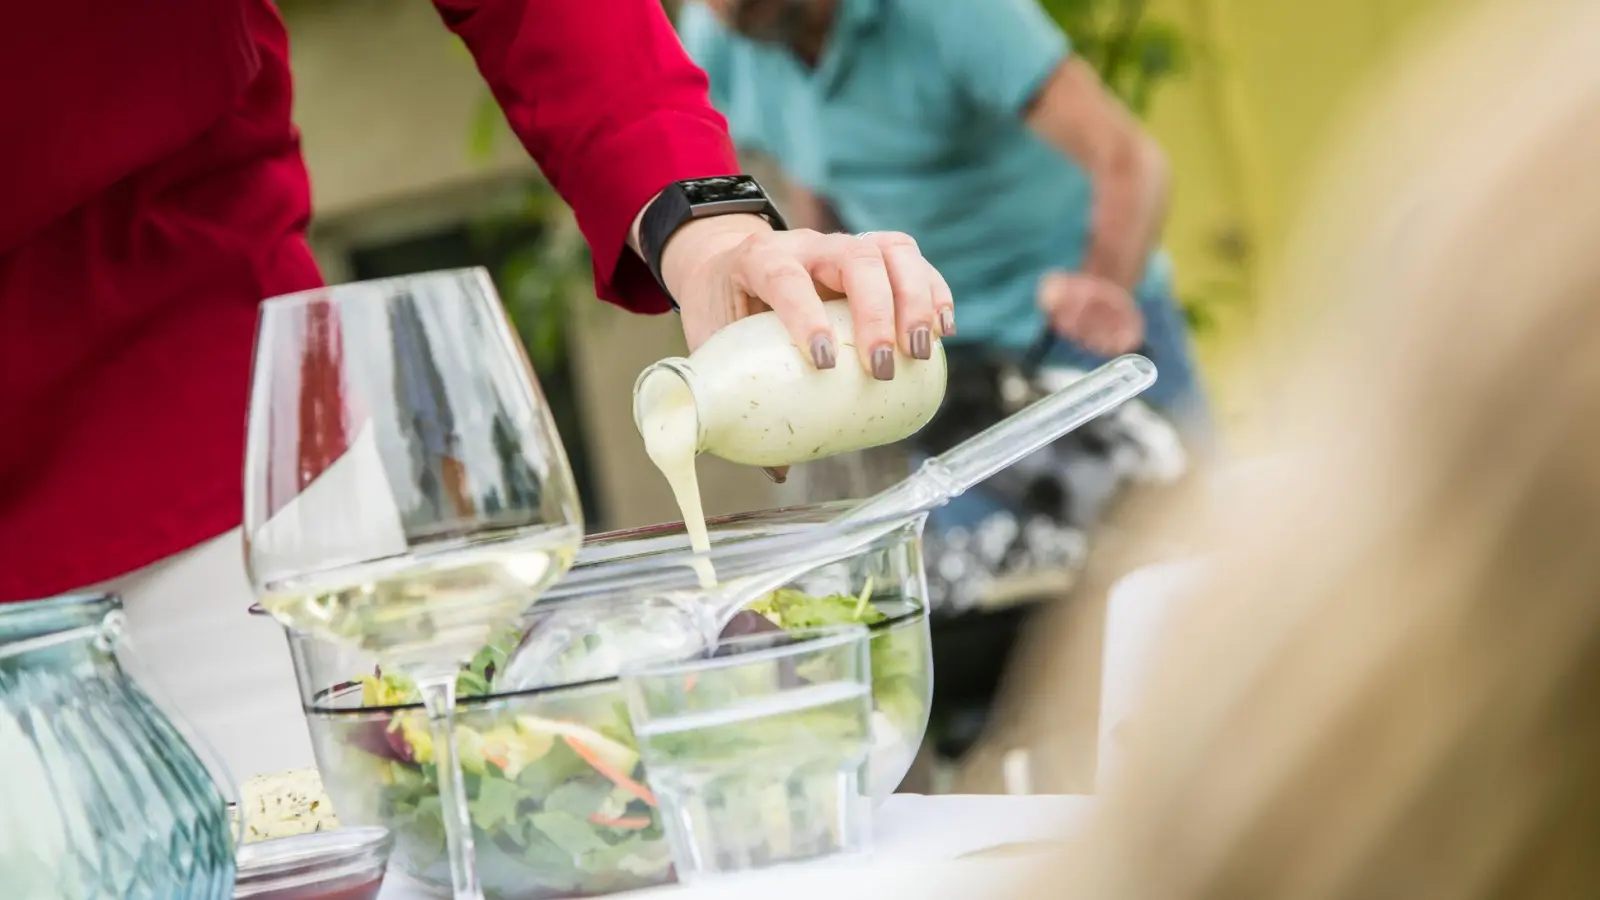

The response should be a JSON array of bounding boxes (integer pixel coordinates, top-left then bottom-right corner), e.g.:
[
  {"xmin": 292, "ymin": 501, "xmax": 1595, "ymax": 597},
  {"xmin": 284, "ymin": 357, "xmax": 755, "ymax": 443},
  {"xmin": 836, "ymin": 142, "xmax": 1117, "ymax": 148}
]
[{"xmin": 636, "ymin": 370, "xmax": 719, "ymax": 588}]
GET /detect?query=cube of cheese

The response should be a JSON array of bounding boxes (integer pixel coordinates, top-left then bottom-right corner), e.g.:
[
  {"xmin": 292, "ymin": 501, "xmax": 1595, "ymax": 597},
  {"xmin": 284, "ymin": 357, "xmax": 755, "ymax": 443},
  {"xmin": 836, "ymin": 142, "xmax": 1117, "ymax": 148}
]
[{"xmin": 234, "ymin": 768, "xmax": 342, "ymax": 844}]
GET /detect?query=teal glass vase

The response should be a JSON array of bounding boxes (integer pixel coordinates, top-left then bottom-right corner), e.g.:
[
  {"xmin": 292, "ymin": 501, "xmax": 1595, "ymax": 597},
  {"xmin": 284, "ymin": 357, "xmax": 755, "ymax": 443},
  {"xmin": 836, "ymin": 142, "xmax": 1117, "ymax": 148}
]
[{"xmin": 0, "ymin": 594, "xmax": 235, "ymax": 898}]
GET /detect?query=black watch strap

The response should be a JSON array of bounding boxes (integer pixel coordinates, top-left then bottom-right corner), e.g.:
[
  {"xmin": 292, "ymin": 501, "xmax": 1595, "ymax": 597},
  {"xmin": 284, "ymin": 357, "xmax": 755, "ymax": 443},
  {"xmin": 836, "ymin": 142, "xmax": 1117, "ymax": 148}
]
[{"xmin": 639, "ymin": 175, "xmax": 789, "ymax": 309}]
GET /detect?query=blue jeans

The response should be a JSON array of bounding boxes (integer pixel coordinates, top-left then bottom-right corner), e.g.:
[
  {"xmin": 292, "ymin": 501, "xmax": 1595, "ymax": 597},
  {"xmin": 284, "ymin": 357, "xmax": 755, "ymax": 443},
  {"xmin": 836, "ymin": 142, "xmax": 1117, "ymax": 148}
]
[{"xmin": 925, "ymin": 288, "xmax": 1210, "ymax": 532}]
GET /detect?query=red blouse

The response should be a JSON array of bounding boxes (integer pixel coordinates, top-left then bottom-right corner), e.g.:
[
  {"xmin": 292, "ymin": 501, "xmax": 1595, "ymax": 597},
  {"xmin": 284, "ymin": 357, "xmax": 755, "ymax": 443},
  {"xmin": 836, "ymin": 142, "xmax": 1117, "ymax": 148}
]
[{"xmin": 0, "ymin": 0, "xmax": 738, "ymax": 602}]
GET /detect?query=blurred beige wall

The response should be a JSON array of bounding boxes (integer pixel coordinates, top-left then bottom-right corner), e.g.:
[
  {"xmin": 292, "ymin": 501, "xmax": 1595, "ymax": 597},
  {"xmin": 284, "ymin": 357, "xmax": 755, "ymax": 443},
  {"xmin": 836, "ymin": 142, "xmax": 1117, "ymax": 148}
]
[
  {"xmin": 280, "ymin": 0, "xmax": 530, "ymax": 218},
  {"xmin": 280, "ymin": 0, "xmax": 779, "ymax": 530}
]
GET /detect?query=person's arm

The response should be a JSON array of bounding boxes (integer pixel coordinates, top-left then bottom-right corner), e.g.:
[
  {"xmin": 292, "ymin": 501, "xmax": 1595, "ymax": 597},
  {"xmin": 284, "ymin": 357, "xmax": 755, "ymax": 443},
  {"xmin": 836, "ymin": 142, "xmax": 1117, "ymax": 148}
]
[
  {"xmin": 1026, "ymin": 59, "xmax": 1169, "ymax": 293},
  {"xmin": 913, "ymin": 0, "xmax": 1168, "ymax": 293},
  {"xmin": 432, "ymin": 0, "xmax": 742, "ymax": 314},
  {"xmin": 435, "ymin": 0, "xmax": 950, "ymax": 376},
  {"xmin": 674, "ymin": 6, "xmax": 846, "ymax": 240}
]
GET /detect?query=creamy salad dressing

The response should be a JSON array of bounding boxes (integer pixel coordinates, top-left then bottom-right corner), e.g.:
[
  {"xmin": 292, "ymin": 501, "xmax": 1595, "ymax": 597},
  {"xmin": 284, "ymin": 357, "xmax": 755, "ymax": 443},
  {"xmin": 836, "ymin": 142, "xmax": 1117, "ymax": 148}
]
[
  {"xmin": 635, "ymin": 301, "xmax": 947, "ymax": 588},
  {"xmin": 636, "ymin": 369, "xmax": 718, "ymax": 587}
]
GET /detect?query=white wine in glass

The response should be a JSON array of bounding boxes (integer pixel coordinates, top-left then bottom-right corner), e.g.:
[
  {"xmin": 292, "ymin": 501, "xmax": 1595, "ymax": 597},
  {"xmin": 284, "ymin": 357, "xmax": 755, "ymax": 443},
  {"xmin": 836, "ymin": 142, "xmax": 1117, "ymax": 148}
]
[{"xmin": 243, "ymin": 268, "xmax": 583, "ymax": 900}]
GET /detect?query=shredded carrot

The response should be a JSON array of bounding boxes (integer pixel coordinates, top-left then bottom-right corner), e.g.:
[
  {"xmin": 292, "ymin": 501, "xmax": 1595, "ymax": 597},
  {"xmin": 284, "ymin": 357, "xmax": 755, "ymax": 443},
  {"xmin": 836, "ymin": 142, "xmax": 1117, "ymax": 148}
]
[
  {"xmin": 563, "ymin": 735, "xmax": 658, "ymax": 807},
  {"xmin": 684, "ymin": 673, "xmax": 699, "ymax": 691},
  {"xmin": 589, "ymin": 812, "xmax": 652, "ymax": 830}
]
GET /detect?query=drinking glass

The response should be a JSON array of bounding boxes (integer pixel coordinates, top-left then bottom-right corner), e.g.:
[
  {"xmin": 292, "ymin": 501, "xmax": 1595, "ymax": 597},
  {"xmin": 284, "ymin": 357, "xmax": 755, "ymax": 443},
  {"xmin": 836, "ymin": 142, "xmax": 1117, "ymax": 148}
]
[
  {"xmin": 621, "ymin": 626, "xmax": 875, "ymax": 881},
  {"xmin": 243, "ymin": 268, "xmax": 583, "ymax": 900}
]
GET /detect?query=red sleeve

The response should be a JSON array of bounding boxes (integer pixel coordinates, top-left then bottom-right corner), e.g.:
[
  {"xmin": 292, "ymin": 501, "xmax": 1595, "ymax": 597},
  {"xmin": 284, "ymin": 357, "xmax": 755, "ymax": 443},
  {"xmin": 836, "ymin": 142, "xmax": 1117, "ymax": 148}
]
[{"xmin": 434, "ymin": 0, "xmax": 740, "ymax": 314}]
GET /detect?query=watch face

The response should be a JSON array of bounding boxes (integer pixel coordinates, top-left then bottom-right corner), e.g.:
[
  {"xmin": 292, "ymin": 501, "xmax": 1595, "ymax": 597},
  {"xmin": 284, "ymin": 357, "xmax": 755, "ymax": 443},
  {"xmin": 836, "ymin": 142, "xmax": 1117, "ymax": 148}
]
[{"xmin": 680, "ymin": 175, "xmax": 765, "ymax": 206}]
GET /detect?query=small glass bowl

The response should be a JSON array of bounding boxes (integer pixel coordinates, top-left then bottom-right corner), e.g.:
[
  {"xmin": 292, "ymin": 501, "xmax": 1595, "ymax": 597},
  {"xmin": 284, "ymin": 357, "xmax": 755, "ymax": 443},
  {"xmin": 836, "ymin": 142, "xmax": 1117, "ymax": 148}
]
[{"xmin": 233, "ymin": 827, "xmax": 393, "ymax": 900}]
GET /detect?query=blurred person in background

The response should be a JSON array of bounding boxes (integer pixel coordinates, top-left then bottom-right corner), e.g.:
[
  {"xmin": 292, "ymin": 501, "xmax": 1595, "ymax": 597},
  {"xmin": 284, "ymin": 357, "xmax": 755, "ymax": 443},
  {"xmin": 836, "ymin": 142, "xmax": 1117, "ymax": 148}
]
[
  {"xmin": 1008, "ymin": 0, "xmax": 1600, "ymax": 893},
  {"xmin": 0, "ymin": 0, "xmax": 952, "ymax": 778},
  {"xmin": 678, "ymin": 0, "xmax": 1206, "ymax": 615}
]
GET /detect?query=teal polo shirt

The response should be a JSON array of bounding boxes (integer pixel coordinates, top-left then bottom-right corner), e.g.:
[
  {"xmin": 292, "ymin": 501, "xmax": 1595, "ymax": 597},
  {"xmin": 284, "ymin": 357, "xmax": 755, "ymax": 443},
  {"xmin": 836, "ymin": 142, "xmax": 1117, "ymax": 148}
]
[{"xmin": 677, "ymin": 0, "xmax": 1174, "ymax": 354}]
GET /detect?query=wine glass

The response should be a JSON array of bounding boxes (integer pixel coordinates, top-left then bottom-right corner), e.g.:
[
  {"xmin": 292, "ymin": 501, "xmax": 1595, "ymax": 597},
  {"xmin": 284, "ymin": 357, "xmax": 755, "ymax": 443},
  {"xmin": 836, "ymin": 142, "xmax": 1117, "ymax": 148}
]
[{"xmin": 243, "ymin": 268, "xmax": 583, "ymax": 900}]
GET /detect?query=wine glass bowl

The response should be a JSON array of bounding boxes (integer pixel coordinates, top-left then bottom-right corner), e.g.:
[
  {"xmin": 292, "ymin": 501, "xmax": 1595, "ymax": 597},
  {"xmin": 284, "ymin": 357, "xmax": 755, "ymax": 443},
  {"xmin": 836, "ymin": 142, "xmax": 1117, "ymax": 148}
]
[
  {"xmin": 243, "ymin": 268, "xmax": 583, "ymax": 899},
  {"xmin": 244, "ymin": 268, "xmax": 582, "ymax": 667}
]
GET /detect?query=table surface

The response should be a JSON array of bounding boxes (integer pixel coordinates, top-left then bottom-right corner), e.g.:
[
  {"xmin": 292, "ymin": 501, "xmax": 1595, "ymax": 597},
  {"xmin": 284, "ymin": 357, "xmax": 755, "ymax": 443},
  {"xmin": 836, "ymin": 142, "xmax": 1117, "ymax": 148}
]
[{"xmin": 378, "ymin": 794, "xmax": 1094, "ymax": 900}]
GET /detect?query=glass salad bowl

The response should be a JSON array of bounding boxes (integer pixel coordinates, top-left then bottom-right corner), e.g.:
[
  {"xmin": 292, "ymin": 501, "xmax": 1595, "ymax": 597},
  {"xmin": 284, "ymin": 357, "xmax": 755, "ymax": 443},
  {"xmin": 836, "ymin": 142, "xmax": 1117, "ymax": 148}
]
[
  {"xmin": 522, "ymin": 501, "xmax": 935, "ymax": 800},
  {"xmin": 264, "ymin": 502, "xmax": 934, "ymax": 900}
]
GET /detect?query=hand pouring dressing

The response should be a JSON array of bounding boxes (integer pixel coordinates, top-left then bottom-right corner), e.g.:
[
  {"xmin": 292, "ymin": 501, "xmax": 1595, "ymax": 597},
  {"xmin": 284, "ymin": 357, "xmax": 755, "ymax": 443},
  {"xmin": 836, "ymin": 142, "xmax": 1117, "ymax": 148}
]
[{"xmin": 634, "ymin": 301, "xmax": 949, "ymax": 585}]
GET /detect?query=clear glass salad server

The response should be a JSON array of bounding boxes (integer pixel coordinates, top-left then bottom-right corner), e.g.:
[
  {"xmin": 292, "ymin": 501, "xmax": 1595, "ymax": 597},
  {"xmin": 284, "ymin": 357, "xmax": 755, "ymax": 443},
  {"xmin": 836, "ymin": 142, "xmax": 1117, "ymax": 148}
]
[
  {"xmin": 244, "ymin": 268, "xmax": 583, "ymax": 900},
  {"xmin": 694, "ymin": 354, "xmax": 1160, "ymax": 636},
  {"xmin": 500, "ymin": 354, "xmax": 1157, "ymax": 690}
]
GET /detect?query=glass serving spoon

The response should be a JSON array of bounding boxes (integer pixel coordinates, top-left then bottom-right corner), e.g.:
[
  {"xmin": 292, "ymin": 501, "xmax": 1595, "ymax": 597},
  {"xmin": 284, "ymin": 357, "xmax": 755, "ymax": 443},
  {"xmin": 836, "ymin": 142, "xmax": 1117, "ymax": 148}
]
[{"xmin": 497, "ymin": 355, "xmax": 1158, "ymax": 691}]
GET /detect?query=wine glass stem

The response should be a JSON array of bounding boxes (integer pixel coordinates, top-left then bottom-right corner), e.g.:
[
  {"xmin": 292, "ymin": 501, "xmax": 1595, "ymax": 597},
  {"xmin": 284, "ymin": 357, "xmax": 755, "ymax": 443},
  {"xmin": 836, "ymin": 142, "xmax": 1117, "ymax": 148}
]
[{"xmin": 415, "ymin": 669, "xmax": 485, "ymax": 900}]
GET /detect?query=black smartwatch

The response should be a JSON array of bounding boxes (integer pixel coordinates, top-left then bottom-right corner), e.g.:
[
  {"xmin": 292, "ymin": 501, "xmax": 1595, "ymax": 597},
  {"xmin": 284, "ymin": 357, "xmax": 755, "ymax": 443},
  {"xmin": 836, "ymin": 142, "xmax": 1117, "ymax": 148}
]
[{"xmin": 638, "ymin": 175, "xmax": 789, "ymax": 308}]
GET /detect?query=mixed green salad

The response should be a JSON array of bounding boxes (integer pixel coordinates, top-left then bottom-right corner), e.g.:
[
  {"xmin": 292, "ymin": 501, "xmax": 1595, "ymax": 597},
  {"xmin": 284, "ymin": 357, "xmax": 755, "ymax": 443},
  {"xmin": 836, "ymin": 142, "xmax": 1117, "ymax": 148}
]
[
  {"xmin": 749, "ymin": 586, "xmax": 925, "ymax": 731},
  {"xmin": 321, "ymin": 588, "xmax": 928, "ymax": 899}
]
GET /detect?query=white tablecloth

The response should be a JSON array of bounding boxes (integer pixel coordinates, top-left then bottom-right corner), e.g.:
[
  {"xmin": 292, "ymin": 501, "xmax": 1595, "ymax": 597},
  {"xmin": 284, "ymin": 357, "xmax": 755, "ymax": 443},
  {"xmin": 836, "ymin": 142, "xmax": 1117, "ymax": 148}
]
[{"xmin": 379, "ymin": 794, "xmax": 1094, "ymax": 899}]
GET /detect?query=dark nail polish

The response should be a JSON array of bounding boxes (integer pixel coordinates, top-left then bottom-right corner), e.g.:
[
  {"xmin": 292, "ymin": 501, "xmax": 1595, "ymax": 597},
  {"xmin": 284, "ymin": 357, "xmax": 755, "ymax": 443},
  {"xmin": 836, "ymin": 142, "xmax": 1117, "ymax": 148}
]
[
  {"xmin": 762, "ymin": 466, "xmax": 789, "ymax": 484},
  {"xmin": 910, "ymin": 326, "xmax": 932, "ymax": 361},
  {"xmin": 939, "ymin": 308, "xmax": 956, "ymax": 336},
  {"xmin": 811, "ymin": 334, "xmax": 837, "ymax": 370},
  {"xmin": 871, "ymin": 344, "xmax": 895, "ymax": 381}
]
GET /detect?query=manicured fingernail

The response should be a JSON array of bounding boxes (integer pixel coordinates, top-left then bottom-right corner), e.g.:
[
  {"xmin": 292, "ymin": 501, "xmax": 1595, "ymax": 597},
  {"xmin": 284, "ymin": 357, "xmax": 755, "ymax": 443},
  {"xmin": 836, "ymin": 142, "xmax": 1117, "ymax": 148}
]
[
  {"xmin": 910, "ymin": 326, "xmax": 932, "ymax": 360},
  {"xmin": 871, "ymin": 343, "xmax": 895, "ymax": 381},
  {"xmin": 810, "ymin": 334, "xmax": 837, "ymax": 369},
  {"xmin": 939, "ymin": 308, "xmax": 956, "ymax": 336},
  {"xmin": 762, "ymin": 466, "xmax": 789, "ymax": 484}
]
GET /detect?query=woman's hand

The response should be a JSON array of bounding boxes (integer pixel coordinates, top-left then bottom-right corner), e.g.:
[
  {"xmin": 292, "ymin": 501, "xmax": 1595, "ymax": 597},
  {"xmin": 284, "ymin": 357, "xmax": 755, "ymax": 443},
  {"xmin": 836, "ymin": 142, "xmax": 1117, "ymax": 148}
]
[
  {"xmin": 658, "ymin": 214, "xmax": 955, "ymax": 380},
  {"xmin": 1037, "ymin": 270, "xmax": 1145, "ymax": 357}
]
